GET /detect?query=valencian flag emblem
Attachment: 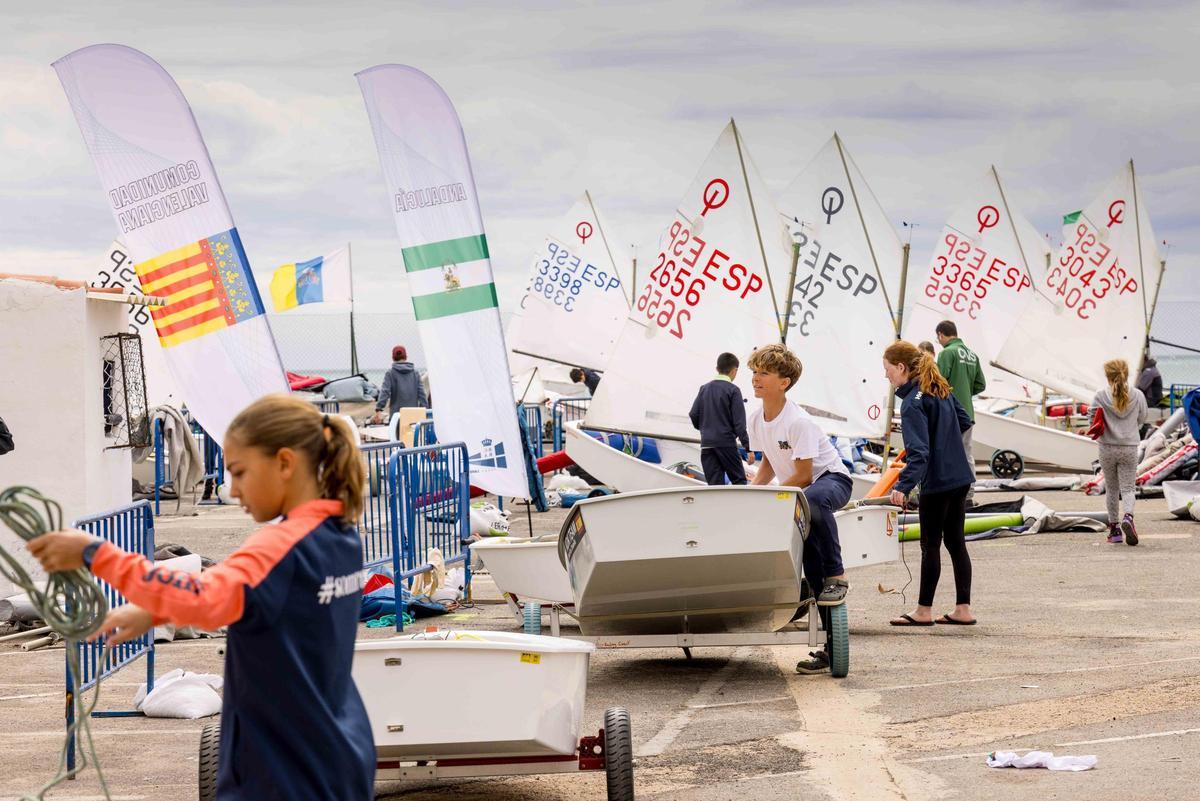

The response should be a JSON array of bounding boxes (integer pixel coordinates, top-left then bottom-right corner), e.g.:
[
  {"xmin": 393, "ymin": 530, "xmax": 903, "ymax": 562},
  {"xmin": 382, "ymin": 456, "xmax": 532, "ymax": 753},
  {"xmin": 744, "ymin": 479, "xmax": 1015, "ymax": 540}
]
[{"xmin": 136, "ymin": 228, "xmax": 265, "ymax": 348}]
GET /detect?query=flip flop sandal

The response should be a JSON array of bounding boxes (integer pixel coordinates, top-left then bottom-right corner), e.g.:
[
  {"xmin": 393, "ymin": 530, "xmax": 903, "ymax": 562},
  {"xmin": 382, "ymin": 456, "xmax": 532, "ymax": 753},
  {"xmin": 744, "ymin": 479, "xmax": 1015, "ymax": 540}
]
[
  {"xmin": 890, "ymin": 613, "xmax": 934, "ymax": 627},
  {"xmin": 935, "ymin": 614, "xmax": 977, "ymax": 625}
]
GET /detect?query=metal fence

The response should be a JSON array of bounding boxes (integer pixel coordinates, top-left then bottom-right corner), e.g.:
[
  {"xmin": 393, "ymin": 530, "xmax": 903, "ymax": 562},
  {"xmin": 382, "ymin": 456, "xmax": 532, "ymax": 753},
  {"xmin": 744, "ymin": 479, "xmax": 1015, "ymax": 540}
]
[
  {"xmin": 152, "ymin": 419, "xmax": 226, "ymax": 514},
  {"xmin": 520, "ymin": 403, "xmax": 545, "ymax": 459},
  {"xmin": 387, "ymin": 443, "xmax": 472, "ymax": 631},
  {"xmin": 360, "ymin": 441, "xmax": 410, "ymax": 570},
  {"xmin": 551, "ymin": 398, "xmax": 591, "ymax": 452},
  {"xmin": 1169, "ymin": 384, "xmax": 1199, "ymax": 412},
  {"xmin": 67, "ymin": 501, "xmax": 156, "ymax": 772},
  {"xmin": 413, "ymin": 420, "xmax": 437, "ymax": 448}
]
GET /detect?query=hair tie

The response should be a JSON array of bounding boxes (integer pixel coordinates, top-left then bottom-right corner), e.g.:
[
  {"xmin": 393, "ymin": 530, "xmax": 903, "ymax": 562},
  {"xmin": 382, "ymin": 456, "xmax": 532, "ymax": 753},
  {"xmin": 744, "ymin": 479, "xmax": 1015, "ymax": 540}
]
[{"xmin": 322, "ymin": 414, "xmax": 330, "ymax": 429}]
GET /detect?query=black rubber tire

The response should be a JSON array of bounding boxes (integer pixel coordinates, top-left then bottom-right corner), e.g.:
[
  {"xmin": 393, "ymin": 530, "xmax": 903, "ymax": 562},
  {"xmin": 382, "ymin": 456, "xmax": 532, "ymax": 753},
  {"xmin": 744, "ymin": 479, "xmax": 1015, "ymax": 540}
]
[
  {"xmin": 198, "ymin": 721, "xmax": 220, "ymax": 801},
  {"xmin": 989, "ymin": 449, "xmax": 1024, "ymax": 480},
  {"xmin": 828, "ymin": 603, "xmax": 850, "ymax": 678},
  {"xmin": 604, "ymin": 707, "xmax": 635, "ymax": 801}
]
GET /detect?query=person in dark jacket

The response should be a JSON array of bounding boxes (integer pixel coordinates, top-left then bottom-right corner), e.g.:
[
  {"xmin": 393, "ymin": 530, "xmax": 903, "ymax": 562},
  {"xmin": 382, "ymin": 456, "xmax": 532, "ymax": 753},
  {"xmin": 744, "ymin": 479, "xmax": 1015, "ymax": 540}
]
[
  {"xmin": 569, "ymin": 367, "xmax": 601, "ymax": 396},
  {"xmin": 884, "ymin": 340, "xmax": 977, "ymax": 627},
  {"xmin": 1136, "ymin": 356, "xmax": 1164, "ymax": 408},
  {"xmin": 373, "ymin": 345, "xmax": 428, "ymax": 423},
  {"xmin": 689, "ymin": 353, "xmax": 750, "ymax": 485},
  {"xmin": 28, "ymin": 396, "xmax": 375, "ymax": 801}
]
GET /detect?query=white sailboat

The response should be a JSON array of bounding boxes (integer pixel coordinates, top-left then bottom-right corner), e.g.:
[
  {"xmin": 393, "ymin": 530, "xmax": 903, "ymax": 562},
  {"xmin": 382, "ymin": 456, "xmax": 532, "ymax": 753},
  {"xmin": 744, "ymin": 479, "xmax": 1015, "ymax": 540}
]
[
  {"xmin": 507, "ymin": 191, "xmax": 632, "ymax": 404},
  {"xmin": 776, "ymin": 133, "xmax": 905, "ymax": 439},
  {"xmin": 903, "ymin": 166, "xmax": 1050, "ymax": 404},
  {"xmin": 986, "ymin": 161, "xmax": 1164, "ymax": 473}
]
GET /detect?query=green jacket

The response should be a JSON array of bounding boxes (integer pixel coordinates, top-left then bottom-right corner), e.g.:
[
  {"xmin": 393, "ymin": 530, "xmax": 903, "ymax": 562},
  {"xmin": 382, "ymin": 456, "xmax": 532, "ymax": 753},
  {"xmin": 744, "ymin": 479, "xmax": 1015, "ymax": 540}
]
[{"xmin": 936, "ymin": 338, "xmax": 986, "ymax": 421}]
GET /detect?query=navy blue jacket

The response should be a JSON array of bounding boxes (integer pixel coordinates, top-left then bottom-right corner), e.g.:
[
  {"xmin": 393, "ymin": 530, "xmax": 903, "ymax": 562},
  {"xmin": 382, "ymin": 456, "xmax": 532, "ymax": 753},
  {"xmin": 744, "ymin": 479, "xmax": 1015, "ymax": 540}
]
[
  {"xmin": 93, "ymin": 499, "xmax": 375, "ymax": 801},
  {"xmin": 895, "ymin": 380, "xmax": 975, "ymax": 495},
  {"xmin": 689, "ymin": 377, "xmax": 750, "ymax": 450},
  {"xmin": 582, "ymin": 369, "xmax": 601, "ymax": 396}
]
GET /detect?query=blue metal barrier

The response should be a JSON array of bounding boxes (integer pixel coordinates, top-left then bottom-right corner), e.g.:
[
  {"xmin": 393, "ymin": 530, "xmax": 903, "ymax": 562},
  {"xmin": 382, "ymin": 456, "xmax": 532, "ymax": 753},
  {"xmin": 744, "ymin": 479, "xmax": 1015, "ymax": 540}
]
[
  {"xmin": 413, "ymin": 420, "xmax": 437, "ymax": 447},
  {"xmin": 67, "ymin": 501, "xmax": 156, "ymax": 772},
  {"xmin": 386, "ymin": 442, "xmax": 471, "ymax": 632},
  {"xmin": 359, "ymin": 440, "xmax": 409, "ymax": 571},
  {"xmin": 519, "ymin": 403, "xmax": 545, "ymax": 459},
  {"xmin": 551, "ymin": 398, "xmax": 591, "ymax": 452},
  {"xmin": 316, "ymin": 399, "xmax": 341, "ymax": 414},
  {"xmin": 1169, "ymin": 384, "xmax": 1199, "ymax": 412}
]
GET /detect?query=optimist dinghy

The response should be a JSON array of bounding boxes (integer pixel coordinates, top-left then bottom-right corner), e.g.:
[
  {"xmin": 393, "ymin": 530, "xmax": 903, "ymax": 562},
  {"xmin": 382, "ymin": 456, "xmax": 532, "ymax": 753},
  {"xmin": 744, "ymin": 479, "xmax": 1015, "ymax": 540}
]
[{"xmin": 558, "ymin": 486, "xmax": 808, "ymax": 636}]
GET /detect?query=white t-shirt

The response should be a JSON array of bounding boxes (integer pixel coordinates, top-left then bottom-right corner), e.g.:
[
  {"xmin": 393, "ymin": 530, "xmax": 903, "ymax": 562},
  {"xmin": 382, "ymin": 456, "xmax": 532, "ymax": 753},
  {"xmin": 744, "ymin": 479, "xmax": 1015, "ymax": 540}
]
[{"xmin": 748, "ymin": 401, "xmax": 848, "ymax": 485}]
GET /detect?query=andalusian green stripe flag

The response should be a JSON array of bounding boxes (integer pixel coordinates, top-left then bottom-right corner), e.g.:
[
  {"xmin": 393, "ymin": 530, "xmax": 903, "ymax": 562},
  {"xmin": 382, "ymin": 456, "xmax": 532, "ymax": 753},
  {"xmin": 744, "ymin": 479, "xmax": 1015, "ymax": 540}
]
[
  {"xmin": 358, "ymin": 65, "xmax": 529, "ymax": 498},
  {"xmin": 1062, "ymin": 210, "xmax": 1082, "ymax": 225}
]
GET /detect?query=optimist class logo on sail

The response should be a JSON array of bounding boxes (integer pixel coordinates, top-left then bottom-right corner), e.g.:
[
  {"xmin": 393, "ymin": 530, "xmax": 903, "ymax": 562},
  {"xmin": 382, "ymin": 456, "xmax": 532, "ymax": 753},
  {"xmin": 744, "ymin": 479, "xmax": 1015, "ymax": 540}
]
[{"xmin": 637, "ymin": 177, "xmax": 764, "ymax": 340}]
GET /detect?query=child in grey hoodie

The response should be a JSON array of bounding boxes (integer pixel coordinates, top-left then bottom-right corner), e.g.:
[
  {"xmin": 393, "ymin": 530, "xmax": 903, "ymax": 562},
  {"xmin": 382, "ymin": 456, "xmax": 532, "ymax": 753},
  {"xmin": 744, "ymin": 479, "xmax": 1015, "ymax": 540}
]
[{"xmin": 1091, "ymin": 359, "xmax": 1148, "ymax": 545}]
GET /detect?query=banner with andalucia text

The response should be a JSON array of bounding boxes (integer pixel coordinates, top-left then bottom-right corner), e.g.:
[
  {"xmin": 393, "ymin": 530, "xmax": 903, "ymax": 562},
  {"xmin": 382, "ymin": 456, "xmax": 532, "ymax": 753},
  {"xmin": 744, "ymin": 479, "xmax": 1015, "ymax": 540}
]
[
  {"xmin": 54, "ymin": 44, "xmax": 288, "ymax": 442},
  {"xmin": 358, "ymin": 64, "xmax": 529, "ymax": 498}
]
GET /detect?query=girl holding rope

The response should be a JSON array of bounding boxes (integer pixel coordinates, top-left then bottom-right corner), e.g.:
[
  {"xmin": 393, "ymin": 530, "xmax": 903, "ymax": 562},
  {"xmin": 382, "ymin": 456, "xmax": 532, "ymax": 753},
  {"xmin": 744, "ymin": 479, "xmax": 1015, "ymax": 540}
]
[
  {"xmin": 27, "ymin": 395, "xmax": 374, "ymax": 801},
  {"xmin": 883, "ymin": 341, "xmax": 977, "ymax": 628}
]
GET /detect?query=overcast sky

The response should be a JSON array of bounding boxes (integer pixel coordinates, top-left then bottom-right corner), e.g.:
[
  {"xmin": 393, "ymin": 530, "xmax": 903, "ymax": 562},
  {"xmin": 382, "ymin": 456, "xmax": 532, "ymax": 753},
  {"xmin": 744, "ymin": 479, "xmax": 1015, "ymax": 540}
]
[{"xmin": 2, "ymin": 1, "xmax": 1196, "ymax": 325}]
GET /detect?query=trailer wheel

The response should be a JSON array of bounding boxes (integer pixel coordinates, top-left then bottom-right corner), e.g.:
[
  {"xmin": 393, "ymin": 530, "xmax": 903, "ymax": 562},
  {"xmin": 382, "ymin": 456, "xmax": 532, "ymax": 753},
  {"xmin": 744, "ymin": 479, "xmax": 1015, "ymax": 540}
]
[
  {"xmin": 829, "ymin": 603, "xmax": 849, "ymax": 679},
  {"xmin": 198, "ymin": 721, "xmax": 220, "ymax": 801},
  {"xmin": 603, "ymin": 707, "xmax": 635, "ymax": 801},
  {"xmin": 523, "ymin": 602, "xmax": 542, "ymax": 635},
  {"xmin": 989, "ymin": 449, "xmax": 1024, "ymax": 480}
]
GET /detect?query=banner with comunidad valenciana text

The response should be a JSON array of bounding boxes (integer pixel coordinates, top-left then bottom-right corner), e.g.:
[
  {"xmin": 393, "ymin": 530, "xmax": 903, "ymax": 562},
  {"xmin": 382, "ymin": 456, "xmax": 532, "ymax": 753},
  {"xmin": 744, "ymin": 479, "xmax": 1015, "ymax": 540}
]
[
  {"xmin": 357, "ymin": 64, "xmax": 529, "ymax": 498},
  {"xmin": 54, "ymin": 44, "xmax": 288, "ymax": 442}
]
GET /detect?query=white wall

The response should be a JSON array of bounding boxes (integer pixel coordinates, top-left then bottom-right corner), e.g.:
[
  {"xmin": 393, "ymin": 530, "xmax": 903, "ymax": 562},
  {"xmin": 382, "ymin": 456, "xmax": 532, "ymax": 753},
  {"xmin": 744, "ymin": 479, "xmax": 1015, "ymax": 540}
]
[{"xmin": 0, "ymin": 280, "xmax": 133, "ymax": 596}]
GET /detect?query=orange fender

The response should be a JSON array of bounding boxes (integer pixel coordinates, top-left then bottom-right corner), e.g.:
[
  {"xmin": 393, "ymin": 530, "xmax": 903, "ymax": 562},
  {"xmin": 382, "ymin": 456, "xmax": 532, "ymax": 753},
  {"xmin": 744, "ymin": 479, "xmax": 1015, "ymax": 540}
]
[{"xmin": 865, "ymin": 449, "xmax": 906, "ymax": 498}]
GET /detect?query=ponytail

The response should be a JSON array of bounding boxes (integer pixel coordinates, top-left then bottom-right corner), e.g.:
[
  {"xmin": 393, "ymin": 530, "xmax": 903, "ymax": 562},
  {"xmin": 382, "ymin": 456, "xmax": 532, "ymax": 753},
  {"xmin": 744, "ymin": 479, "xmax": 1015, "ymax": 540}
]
[
  {"xmin": 227, "ymin": 394, "xmax": 365, "ymax": 521},
  {"xmin": 318, "ymin": 414, "xmax": 365, "ymax": 520},
  {"xmin": 883, "ymin": 340, "xmax": 951, "ymax": 398},
  {"xmin": 1104, "ymin": 359, "xmax": 1131, "ymax": 414}
]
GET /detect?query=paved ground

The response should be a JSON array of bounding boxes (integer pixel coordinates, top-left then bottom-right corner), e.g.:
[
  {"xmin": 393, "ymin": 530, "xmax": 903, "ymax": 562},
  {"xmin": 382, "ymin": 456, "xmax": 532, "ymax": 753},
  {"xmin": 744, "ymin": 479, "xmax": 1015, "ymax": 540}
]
[{"xmin": 2, "ymin": 488, "xmax": 1198, "ymax": 801}]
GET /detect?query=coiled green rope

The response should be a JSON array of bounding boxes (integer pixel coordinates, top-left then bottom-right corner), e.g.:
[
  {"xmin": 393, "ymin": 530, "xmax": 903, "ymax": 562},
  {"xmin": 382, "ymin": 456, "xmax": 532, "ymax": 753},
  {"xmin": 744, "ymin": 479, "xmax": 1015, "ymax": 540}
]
[{"xmin": 0, "ymin": 486, "xmax": 113, "ymax": 800}]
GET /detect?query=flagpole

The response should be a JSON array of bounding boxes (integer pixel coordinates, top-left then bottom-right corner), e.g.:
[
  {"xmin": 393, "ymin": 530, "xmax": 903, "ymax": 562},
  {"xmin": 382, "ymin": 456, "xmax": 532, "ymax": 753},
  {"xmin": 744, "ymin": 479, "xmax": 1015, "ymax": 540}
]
[{"xmin": 347, "ymin": 242, "xmax": 360, "ymax": 375}]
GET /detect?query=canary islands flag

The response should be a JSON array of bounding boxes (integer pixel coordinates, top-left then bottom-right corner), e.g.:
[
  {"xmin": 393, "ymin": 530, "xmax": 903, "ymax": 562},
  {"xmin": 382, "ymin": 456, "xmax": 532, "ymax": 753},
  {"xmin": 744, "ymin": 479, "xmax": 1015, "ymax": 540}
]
[{"xmin": 269, "ymin": 244, "xmax": 352, "ymax": 312}]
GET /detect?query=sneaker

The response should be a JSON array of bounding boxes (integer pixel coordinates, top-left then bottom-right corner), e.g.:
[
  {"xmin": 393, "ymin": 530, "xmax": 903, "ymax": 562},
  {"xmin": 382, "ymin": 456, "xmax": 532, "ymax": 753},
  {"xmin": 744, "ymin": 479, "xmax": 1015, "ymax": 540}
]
[
  {"xmin": 817, "ymin": 578, "xmax": 849, "ymax": 606},
  {"xmin": 1121, "ymin": 514, "xmax": 1138, "ymax": 546},
  {"xmin": 1107, "ymin": 526, "xmax": 1123, "ymax": 544},
  {"xmin": 795, "ymin": 650, "xmax": 830, "ymax": 674}
]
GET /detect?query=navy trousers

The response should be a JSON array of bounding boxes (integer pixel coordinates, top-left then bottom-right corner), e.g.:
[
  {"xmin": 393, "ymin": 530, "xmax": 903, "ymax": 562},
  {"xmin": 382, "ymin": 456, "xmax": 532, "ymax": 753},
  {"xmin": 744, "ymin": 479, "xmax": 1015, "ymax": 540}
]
[
  {"xmin": 701, "ymin": 446, "xmax": 747, "ymax": 485},
  {"xmin": 801, "ymin": 471, "xmax": 853, "ymax": 650}
]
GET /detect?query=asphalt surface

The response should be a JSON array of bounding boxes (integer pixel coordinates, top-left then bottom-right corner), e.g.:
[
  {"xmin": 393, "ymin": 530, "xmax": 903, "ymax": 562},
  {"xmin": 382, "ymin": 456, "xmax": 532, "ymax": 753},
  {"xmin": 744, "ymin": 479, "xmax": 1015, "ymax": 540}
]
[{"xmin": 1, "ymin": 487, "xmax": 1197, "ymax": 801}]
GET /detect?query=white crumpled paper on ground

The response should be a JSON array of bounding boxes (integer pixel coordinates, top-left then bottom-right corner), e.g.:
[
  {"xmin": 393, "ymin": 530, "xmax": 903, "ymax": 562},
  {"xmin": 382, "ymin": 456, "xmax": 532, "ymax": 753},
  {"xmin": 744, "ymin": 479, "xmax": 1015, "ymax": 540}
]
[{"xmin": 987, "ymin": 750, "xmax": 1097, "ymax": 771}]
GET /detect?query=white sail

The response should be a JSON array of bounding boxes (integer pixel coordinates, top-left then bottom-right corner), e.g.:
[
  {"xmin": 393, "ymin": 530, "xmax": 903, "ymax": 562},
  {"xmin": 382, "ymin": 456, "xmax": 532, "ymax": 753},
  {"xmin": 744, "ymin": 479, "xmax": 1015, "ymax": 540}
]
[
  {"xmin": 507, "ymin": 192, "xmax": 631, "ymax": 373},
  {"xmin": 776, "ymin": 134, "xmax": 904, "ymax": 438},
  {"xmin": 584, "ymin": 121, "xmax": 785, "ymax": 441},
  {"xmin": 903, "ymin": 167, "xmax": 1051, "ymax": 403},
  {"xmin": 995, "ymin": 161, "xmax": 1162, "ymax": 400}
]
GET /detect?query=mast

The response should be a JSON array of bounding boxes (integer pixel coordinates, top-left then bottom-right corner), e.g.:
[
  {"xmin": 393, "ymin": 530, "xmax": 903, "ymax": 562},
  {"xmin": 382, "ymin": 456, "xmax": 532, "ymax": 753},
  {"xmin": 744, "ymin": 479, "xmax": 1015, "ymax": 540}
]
[
  {"xmin": 585, "ymin": 190, "xmax": 630, "ymax": 306},
  {"xmin": 881, "ymin": 242, "xmax": 910, "ymax": 472},
  {"xmin": 780, "ymin": 240, "xmax": 801, "ymax": 344},
  {"xmin": 731, "ymin": 118, "xmax": 781, "ymax": 326},
  {"xmin": 347, "ymin": 241, "xmax": 360, "ymax": 375}
]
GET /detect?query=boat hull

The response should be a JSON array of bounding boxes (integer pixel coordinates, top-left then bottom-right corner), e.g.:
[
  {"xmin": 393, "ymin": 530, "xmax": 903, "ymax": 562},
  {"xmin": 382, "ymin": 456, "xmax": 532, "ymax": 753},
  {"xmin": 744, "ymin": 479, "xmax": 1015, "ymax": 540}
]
[
  {"xmin": 972, "ymin": 410, "xmax": 1097, "ymax": 472},
  {"xmin": 559, "ymin": 486, "xmax": 808, "ymax": 636},
  {"xmin": 471, "ymin": 537, "xmax": 574, "ymax": 604}
]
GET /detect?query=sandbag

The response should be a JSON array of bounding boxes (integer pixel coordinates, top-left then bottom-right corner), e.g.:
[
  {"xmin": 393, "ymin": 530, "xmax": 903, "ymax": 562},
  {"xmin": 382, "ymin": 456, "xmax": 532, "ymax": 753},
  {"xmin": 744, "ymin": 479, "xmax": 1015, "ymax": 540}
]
[{"xmin": 134, "ymin": 669, "xmax": 222, "ymax": 719}]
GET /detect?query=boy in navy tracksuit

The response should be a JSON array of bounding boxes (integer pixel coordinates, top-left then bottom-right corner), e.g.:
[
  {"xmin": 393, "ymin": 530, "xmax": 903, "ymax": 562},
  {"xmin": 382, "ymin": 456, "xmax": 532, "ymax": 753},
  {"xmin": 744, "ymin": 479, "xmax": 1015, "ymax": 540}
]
[{"xmin": 689, "ymin": 353, "xmax": 750, "ymax": 485}]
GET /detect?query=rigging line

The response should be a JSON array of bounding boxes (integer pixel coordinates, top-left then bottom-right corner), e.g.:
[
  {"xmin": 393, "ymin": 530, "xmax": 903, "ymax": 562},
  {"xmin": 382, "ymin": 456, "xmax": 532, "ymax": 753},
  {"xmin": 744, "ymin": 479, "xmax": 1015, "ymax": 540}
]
[
  {"xmin": 1149, "ymin": 337, "xmax": 1200, "ymax": 355},
  {"xmin": 730, "ymin": 118, "xmax": 781, "ymax": 328},
  {"xmin": 510, "ymin": 349, "xmax": 605, "ymax": 374},
  {"xmin": 584, "ymin": 190, "xmax": 631, "ymax": 307},
  {"xmin": 834, "ymin": 133, "xmax": 896, "ymax": 324},
  {"xmin": 991, "ymin": 165, "xmax": 1036, "ymax": 284}
]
